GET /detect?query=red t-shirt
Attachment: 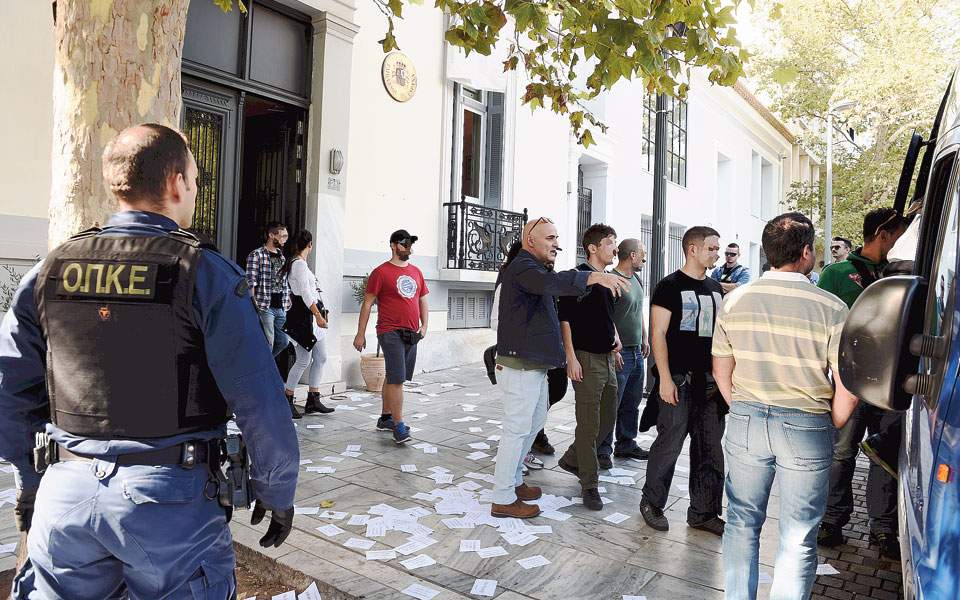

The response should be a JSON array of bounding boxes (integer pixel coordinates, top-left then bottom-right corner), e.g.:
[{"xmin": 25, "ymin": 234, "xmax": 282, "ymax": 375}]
[{"xmin": 367, "ymin": 261, "xmax": 429, "ymax": 335}]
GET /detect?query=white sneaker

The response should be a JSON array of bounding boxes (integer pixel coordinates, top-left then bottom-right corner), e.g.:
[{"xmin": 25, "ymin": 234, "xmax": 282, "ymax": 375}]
[{"xmin": 523, "ymin": 453, "xmax": 545, "ymax": 470}]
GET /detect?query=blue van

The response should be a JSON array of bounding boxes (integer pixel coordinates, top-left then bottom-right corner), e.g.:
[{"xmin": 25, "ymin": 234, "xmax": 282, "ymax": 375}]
[{"xmin": 840, "ymin": 70, "xmax": 960, "ymax": 599}]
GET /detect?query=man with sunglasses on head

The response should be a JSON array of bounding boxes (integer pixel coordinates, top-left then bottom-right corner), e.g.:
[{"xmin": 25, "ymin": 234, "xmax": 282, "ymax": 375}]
[
  {"xmin": 710, "ymin": 243, "xmax": 751, "ymax": 294},
  {"xmin": 816, "ymin": 208, "xmax": 907, "ymax": 558},
  {"xmin": 830, "ymin": 236, "xmax": 852, "ymax": 264},
  {"xmin": 490, "ymin": 217, "xmax": 630, "ymax": 519},
  {"xmin": 353, "ymin": 230, "xmax": 428, "ymax": 445}
]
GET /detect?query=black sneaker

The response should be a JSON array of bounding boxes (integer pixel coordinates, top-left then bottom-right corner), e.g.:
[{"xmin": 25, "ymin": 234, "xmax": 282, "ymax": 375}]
[
  {"xmin": 583, "ymin": 488, "xmax": 603, "ymax": 511},
  {"xmin": 614, "ymin": 447, "xmax": 650, "ymax": 460},
  {"xmin": 531, "ymin": 432, "xmax": 555, "ymax": 455},
  {"xmin": 861, "ymin": 434, "xmax": 899, "ymax": 480},
  {"xmin": 870, "ymin": 530, "xmax": 901, "ymax": 560},
  {"xmin": 597, "ymin": 454, "xmax": 613, "ymax": 470},
  {"xmin": 376, "ymin": 415, "xmax": 395, "ymax": 431},
  {"xmin": 640, "ymin": 498, "xmax": 669, "ymax": 531},
  {"xmin": 689, "ymin": 516, "xmax": 725, "ymax": 537},
  {"xmin": 483, "ymin": 345, "xmax": 498, "ymax": 385},
  {"xmin": 817, "ymin": 523, "xmax": 844, "ymax": 547},
  {"xmin": 557, "ymin": 456, "xmax": 580, "ymax": 478}
]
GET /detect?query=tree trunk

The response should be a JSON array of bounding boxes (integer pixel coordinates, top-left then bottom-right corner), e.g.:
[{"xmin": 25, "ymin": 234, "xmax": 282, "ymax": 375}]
[{"xmin": 49, "ymin": 0, "xmax": 191, "ymax": 249}]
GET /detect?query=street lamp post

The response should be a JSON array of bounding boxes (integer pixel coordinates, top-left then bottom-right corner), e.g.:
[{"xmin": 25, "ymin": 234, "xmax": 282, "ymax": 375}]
[{"xmin": 824, "ymin": 99, "xmax": 856, "ymax": 261}]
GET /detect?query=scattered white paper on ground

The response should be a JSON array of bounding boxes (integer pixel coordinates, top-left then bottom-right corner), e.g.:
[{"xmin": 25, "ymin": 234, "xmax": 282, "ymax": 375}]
[
  {"xmin": 345, "ymin": 444, "xmax": 361, "ymax": 452},
  {"xmin": 517, "ymin": 555, "xmax": 551, "ymax": 569},
  {"xmin": 321, "ymin": 456, "xmax": 344, "ymax": 463},
  {"xmin": 401, "ymin": 583, "xmax": 440, "ymax": 600},
  {"xmin": 340, "ymin": 451, "xmax": 362, "ymax": 458},
  {"xmin": 344, "ymin": 537, "xmax": 376, "ymax": 550},
  {"xmin": 347, "ymin": 514, "xmax": 370, "ymax": 526},
  {"xmin": 365, "ymin": 549, "xmax": 397, "ymax": 561},
  {"xmin": 316, "ymin": 524, "xmax": 345, "ymax": 537},
  {"xmin": 319, "ymin": 510, "xmax": 348, "ymax": 520},
  {"xmin": 469, "ymin": 427, "xmax": 484, "ymax": 433},
  {"xmin": 294, "ymin": 506, "xmax": 320, "ymax": 515},
  {"xmin": 460, "ymin": 539, "xmax": 481, "ymax": 552},
  {"xmin": 471, "ymin": 579, "xmax": 498, "ymax": 596},
  {"xmin": 366, "ymin": 522, "xmax": 387, "ymax": 537},
  {"xmin": 501, "ymin": 531, "xmax": 538, "ymax": 546},
  {"xmin": 0, "ymin": 542, "xmax": 16, "ymax": 554},
  {"xmin": 623, "ymin": 596, "xmax": 648, "ymax": 600},
  {"xmin": 272, "ymin": 592, "xmax": 296, "ymax": 600},
  {"xmin": 486, "ymin": 419, "xmax": 501, "ymax": 425},
  {"xmin": 401, "ymin": 464, "xmax": 418, "ymax": 472},
  {"xmin": 423, "ymin": 447, "xmax": 438, "ymax": 454},
  {"xmin": 465, "ymin": 393, "xmax": 480, "ymax": 397},
  {"xmin": 540, "ymin": 511, "xmax": 572, "ymax": 522},
  {"xmin": 608, "ymin": 468, "xmax": 638, "ymax": 477},
  {"xmin": 601, "ymin": 497, "xmax": 613, "ymax": 504},
  {"xmin": 297, "ymin": 582, "xmax": 322, "ymax": 600},
  {"xmin": 305, "ymin": 466, "xmax": 335, "ymax": 474},
  {"xmin": 477, "ymin": 546, "xmax": 509, "ymax": 558},
  {"xmin": 524, "ymin": 525, "xmax": 553, "ymax": 534},
  {"xmin": 817, "ymin": 563, "xmax": 841, "ymax": 576},
  {"xmin": 468, "ymin": 442, "xmax": 491, "ymax": 450},
  {"xmin": 487, "ymin": 435, "xmax": 501, "ymax": 442},
  {"xmin": 299, "ymin": 459, "xmax": 313, "ymax": 465},
  {"xmin": 604, "ymin": 512, "xmax": 630, "ymax": 524},
  {"xmin": 306, "ymin": 424, "xmax": 324, "ymax": 429},
  {"xmin": 466, "ymin": 451, "xmax": 490, "ymax": 460},
  {"xmin": 400, "ymin": 554, "xmax": 436, "ymax": 570},
  {"xmin": 432, "ymin": 473, "xmax": 454, "ymax": 484}
]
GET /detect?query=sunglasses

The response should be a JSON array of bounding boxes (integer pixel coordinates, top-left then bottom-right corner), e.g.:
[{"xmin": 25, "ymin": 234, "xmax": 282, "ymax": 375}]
[
  {"xmin": 724, "ymin": 252, "xmax": 738, "ymax": 257},
  {"xmin": 830, "ymin": 245, "xmax": 843, "ymax": 251},
  {"xmin": 872, "ymin": 212, "xmax": 902, "ymax": 238},
  {"xmin": 395, "ymin": 239, "xmax": 413, "ymax": 248},
  {"xmin": 529, "ymin": 217, "xmax": 555, "ymax": 234}
]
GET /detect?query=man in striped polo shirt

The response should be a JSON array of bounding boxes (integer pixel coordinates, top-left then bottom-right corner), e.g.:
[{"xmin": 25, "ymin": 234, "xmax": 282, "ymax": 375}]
[{"xmin": 712, "ymin": 212, "xmax": 859, "ymax": 600}]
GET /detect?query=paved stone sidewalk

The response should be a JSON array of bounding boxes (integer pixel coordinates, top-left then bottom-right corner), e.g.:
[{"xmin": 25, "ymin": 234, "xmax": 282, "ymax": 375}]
[{"xmin": 233, "ymin": 362, "xmax": 905, "ymax": 600}]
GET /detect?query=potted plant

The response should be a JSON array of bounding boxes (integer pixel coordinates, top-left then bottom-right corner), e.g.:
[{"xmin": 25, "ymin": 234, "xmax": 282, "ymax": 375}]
[{"xmin": 351, "ymin": 274, "xmax": 386, "ymax": 392}]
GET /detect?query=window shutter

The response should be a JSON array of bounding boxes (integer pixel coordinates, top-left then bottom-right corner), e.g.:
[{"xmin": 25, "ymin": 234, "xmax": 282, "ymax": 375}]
[
  {"xmin": 448, "ymin": 294, "xmax": 466, "ymax": 328},
  {"xmin": 448, "ymin": 291, "xmax": 493, "ymax": 329},
  {"xmin": 484, "ymin": 92, "xmax": 505, "ymax": 208}
]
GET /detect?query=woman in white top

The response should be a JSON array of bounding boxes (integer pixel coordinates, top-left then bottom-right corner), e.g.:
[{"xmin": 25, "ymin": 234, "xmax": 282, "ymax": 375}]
[{"xmin": 281, "ymin": 230, "xmax": 334, "ymax": 415}]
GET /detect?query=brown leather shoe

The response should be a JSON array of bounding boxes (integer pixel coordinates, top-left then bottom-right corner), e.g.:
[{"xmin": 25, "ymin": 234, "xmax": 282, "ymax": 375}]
[
  {"xmin": 515, "ymin": 483, "xmax": 542, "ymax": 501},
  {"xmin": 491, "ymin": 499, "xmax": 541, "ymax": 519}
]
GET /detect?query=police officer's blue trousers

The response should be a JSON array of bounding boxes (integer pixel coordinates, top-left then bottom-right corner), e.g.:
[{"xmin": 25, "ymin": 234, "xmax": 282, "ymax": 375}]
[{"xmin": 13, "ymin": 460, "xmax": 236, "ymax": 599}]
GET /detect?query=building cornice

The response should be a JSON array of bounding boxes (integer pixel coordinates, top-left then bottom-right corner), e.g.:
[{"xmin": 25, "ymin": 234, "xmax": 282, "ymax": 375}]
[{"xmin": 732, "ymin": 81, "xmax": 796, "ymax": 144}]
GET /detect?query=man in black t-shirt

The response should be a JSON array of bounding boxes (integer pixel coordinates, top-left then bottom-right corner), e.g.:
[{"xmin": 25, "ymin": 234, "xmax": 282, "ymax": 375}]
[
  {"xmin": 557, "ymin": 224, "xmax": 622, "ymax": 511},
  {"xmin": 640, "ymin": 225, "xmax": 727, "ymax": 536}
]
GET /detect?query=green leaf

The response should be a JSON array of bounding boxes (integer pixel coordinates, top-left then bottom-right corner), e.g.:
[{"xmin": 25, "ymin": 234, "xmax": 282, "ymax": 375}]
[
  {"xmin": 772, "ymin": 65, "xmax": 799, "ymax": 85},
  {"xmin": 579, "ymin": 129, "xmax": 596, "ymax": 147}
]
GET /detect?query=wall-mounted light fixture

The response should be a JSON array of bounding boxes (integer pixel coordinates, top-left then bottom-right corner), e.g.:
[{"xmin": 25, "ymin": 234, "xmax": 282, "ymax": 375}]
[{"xmin": 329, "ymin": 149, "xmax": 344, "ymax": 175}]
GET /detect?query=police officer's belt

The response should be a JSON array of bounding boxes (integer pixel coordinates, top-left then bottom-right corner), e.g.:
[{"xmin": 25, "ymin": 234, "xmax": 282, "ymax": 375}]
[{"xmin": 58, "ymin": 440, "xmax": 218, "ymax": 467}]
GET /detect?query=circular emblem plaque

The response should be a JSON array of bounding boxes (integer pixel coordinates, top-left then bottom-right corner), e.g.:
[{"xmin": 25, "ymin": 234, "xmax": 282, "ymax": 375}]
[{"xmin": 382, "ymin": 52, "xmax": 418, "ymax": 102}]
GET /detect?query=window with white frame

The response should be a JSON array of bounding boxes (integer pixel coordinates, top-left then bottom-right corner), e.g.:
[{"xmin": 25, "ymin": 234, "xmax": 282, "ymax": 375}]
[
  {"xmin": 641, "ymin": 93, "xmax": 688, "ymax": 186},
  {"xmin": 448, "ymin": 290, "xmax": 492, "ymax": 329},
  {"xmin": 452, "ymin": 84, "xmax": 505, "ymax": 207}
]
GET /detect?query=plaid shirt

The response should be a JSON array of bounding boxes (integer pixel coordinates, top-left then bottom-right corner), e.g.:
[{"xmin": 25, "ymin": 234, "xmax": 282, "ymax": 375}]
[{"xmin": 245, "ymin": 246, "xmax": 292, "ymax": 311}]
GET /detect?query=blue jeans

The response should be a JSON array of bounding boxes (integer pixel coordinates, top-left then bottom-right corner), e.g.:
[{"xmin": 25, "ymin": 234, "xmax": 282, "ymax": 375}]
[
  {"xmin": 258, "ymin": 307, "xmax": 289, "ymax": 357},
  {"xmin": 14, "ymin": 460, "xmax": 235, "ymax": 599},
  {"xmin": 598, "ymin": 346, "xmax": 644, "ymax": 456},
  {"xmin": 491, "ymin": 364, "xmax": 551, "ymax": 504},
  {"xmin": 723, "ymin": 401, "xmax": 835, "ymax": 600}
]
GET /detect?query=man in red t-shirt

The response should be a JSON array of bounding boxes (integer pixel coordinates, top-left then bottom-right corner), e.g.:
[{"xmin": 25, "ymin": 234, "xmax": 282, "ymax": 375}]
[{"xmin": 353, "ymin": 229, "xmax": 429, "ymax": 444}]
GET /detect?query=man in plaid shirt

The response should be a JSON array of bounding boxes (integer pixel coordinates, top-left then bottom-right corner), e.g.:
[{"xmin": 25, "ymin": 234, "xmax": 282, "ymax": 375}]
[{"xmin": 246, "ymin": 221, "xmax": 292, "ymax": 358}]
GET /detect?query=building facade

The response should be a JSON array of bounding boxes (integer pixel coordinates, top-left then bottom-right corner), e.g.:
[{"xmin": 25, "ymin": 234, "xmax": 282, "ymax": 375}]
[{"xmin": 0, "ymin": 0, "xmax": 819, "ymax": 387}]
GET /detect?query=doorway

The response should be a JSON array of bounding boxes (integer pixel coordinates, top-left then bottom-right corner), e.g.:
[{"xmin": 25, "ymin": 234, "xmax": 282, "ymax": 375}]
[{"xmin": 235, "ymin": 95, "xmax": 306, "ymax": 265}]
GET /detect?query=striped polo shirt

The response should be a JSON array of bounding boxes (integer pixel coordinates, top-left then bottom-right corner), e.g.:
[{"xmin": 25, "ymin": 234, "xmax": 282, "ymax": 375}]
[{"xmin": 711, "ymin": 271, "xmax": 849, "ymax": 413}]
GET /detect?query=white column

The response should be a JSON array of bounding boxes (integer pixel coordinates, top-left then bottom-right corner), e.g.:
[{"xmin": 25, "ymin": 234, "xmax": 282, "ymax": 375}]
[{"xmin": 305, "ymin": 12, "xmax": 359, "ymax": 387}]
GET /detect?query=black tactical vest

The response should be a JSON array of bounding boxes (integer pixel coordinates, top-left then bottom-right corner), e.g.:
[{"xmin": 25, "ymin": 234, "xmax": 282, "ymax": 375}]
[{"xmin": 35, "ymin": 228, "xmax": 231, "ymax": 439}]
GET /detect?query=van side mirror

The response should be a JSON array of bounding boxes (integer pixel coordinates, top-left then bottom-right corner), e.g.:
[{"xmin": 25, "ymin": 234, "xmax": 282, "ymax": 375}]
[{"xmin": 838, "ymin": 276, "xmax": 927, "ymax": 411}]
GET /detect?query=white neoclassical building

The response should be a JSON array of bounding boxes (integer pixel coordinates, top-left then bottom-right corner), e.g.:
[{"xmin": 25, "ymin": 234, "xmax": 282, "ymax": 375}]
[{"xmin": 0, "ymin": 0, "xmax": 819, "ymax": 388}]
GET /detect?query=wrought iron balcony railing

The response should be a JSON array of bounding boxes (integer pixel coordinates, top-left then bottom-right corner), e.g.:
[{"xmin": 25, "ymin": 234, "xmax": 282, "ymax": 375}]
[{"xmin": 444, "ymin": 200, "xmax": 528, "ymax": 271}]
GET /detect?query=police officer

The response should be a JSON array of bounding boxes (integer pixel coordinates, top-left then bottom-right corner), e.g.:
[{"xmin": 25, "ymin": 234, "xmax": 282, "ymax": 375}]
[{"xmin": 0, "ymin": 124, "xmax": 300, "ymax": 598}]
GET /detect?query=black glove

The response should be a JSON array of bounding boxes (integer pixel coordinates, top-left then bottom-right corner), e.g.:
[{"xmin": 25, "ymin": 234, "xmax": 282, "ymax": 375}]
[
  {"xmin": 250, "ymin": 502, "xmax": 294, "ymax": 548},
  {"xmin": 15, "ymin": 488, "xmax": 37, "ymax": 533}
]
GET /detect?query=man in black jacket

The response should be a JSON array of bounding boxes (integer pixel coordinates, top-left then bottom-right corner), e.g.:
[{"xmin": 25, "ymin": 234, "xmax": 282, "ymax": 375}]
[{"xmin": 490, "ymin": 217, "xmax": 629, "ymax": 519}]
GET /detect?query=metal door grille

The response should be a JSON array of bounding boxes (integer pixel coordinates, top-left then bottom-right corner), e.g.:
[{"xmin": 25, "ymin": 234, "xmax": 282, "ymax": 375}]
[
  {"xmin": 184, "ymin": 107, "xmax": 223, "ymax": 240},
  {"xmin": 577, "ymin": 166, "xmax": 592, "ymax": 263},
  {"xmin": 254, "ymin": 125, "xmax": 290, "ymax": 228}
]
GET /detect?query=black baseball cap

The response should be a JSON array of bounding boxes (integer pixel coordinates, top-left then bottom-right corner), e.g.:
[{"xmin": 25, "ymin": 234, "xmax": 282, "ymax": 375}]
[{"xmin": 389, "ymin": 229, "xmax": 418, "ymax": 245}]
